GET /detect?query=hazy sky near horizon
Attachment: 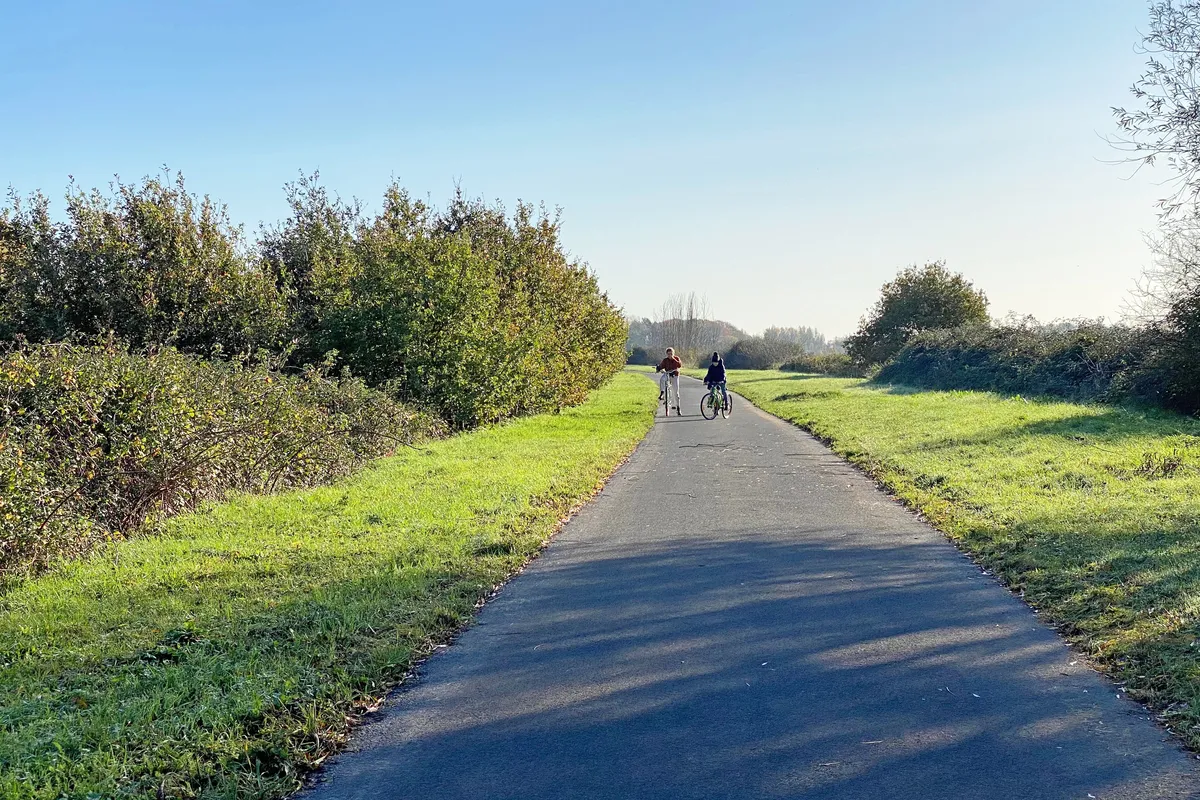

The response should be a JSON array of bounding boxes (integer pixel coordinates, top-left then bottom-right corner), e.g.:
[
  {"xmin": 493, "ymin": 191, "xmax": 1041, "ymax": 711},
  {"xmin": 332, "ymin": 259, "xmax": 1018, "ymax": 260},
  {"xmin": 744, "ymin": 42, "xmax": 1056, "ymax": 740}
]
[{"xmin": 1, "ymin": 1, "xmax": 1169, "ymax": 337}]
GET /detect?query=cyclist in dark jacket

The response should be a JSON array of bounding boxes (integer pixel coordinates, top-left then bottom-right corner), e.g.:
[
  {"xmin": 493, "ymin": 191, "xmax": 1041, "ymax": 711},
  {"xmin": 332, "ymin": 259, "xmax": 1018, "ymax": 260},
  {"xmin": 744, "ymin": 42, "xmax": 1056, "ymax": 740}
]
[{"xmin": 703, "ymin": 352, "xmax": 728, "ymax": 406}]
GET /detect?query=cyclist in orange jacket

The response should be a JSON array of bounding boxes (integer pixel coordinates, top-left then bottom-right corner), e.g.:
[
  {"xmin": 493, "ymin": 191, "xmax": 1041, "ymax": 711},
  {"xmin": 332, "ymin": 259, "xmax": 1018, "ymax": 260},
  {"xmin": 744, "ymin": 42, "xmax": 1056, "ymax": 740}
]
[{"xmin": 655, "ymin": 347, "xmax": 683, "ymax": 414}]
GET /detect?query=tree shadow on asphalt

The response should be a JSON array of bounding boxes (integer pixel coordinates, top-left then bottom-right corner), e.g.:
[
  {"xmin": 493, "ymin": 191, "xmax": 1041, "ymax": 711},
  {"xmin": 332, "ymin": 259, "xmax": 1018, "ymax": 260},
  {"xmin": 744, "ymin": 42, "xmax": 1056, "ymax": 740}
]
[{"xmin": 308, "ymin": 533, "xmax": 1197, "ymax": 800}]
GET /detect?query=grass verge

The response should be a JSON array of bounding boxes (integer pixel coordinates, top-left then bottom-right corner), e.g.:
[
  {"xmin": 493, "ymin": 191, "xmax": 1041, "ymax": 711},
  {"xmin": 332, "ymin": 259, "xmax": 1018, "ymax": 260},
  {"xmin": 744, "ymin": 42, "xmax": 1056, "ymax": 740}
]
[
  {"xmin": 0, "ymin": 373, "xmax": 655, "ymax": 800},
  {"xmin": 714, "ymin": 369, "xmax": 1200, "ymax": 748}
]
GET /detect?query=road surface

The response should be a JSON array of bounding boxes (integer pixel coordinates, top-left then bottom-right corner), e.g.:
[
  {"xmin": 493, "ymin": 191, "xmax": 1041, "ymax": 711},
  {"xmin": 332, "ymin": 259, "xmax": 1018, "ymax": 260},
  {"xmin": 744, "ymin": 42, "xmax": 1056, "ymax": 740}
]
[{"xmin": 303, "ymin": 375, "xmax": 1200, "ymax": 799}]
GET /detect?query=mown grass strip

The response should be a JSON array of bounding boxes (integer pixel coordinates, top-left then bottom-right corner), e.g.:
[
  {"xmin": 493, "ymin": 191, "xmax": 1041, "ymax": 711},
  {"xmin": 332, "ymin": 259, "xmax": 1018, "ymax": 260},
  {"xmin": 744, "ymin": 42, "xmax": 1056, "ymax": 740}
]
[
  {"xmin": 0, "ymin": 373, "xmax": 655, "ymax": 800},
  {"xmin": 715, "ymin": 369, "xmax": 1200, "ymax": 749}
]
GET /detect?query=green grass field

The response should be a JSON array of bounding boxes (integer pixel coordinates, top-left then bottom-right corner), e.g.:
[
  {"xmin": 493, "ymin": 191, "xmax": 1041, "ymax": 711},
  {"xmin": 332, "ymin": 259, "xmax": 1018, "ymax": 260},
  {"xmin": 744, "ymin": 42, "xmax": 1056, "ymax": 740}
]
[
  {"xmin": 0, "ymin": 373, "xmax": 655, "ymax": 800},
  {"xmin": 715, "ymin": 369, "xmax": 1200, "ymax": 748}
]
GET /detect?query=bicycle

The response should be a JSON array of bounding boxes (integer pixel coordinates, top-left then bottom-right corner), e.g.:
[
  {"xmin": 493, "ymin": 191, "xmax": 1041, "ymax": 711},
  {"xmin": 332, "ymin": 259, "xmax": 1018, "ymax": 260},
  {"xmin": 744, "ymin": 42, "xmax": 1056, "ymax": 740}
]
[
  {"xmin": 700, "ymin": 382, "xmax": 732, "ymax": 420},
  {"xmin": 658, "ymin": 371, "xmax": 681, "ymax": 417}
]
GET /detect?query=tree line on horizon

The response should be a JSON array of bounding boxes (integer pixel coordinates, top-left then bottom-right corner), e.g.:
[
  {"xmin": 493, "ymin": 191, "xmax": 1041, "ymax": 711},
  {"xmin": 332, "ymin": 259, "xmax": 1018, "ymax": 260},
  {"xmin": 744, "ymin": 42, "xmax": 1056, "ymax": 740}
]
[{"xmin": 625, "ymin": 292, "xmax": 848, "ymax": 372}]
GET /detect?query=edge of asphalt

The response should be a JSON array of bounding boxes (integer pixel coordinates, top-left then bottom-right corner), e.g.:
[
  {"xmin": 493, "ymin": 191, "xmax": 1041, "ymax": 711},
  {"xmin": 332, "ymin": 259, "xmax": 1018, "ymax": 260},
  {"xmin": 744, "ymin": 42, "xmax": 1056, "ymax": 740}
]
[
  {"xmin": 294, "ymin": 373, "xmax": 661, "ymax": 792},
  {"xmin": 295, "ymin": 370, "xmax": 1200, "ymax": 795},
  {"xmin": 702, "ymin": 372, "xmax": 1200, "ymax": 762}
]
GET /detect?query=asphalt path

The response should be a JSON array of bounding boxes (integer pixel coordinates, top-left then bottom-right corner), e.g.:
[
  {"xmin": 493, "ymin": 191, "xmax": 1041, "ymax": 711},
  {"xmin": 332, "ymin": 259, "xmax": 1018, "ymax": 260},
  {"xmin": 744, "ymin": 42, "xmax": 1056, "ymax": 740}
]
[{"xmin": 303, "ymin": 374, "xmax": 1200, "ymax": 799}]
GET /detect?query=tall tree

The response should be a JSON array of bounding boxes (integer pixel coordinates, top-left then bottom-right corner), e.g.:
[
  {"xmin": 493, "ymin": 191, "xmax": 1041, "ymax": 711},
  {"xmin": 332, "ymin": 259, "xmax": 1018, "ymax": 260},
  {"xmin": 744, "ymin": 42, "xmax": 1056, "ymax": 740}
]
[
  {"xmin": 650, "ymin": 291, "xmax": 714, "ymax": 358},
  {"xmin": 846, "ymin": 261, "xmax": 989, "ymax": 366}
]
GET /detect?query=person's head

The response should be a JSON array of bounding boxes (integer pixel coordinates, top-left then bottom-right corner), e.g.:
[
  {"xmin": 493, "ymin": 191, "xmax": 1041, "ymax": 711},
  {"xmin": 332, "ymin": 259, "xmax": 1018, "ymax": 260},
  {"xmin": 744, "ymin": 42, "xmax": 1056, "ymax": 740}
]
[
  {"xmin": 712, "ymin": 352, "xmax": 719, "ymax": 363},
  {"xmin": 666, "ymin": 348, "xmax": 674, "ymax": 356}
]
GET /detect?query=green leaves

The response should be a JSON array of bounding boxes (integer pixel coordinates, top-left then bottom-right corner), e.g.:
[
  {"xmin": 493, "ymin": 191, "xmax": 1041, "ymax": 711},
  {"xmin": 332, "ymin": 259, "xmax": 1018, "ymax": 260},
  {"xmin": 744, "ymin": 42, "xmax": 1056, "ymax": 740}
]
[
  {"xmin": 875, "ymin": 322, "xmax": 1149, "ymax": 403},
  {"xmin": 846, "ymin": 261, "xmax": 990, "ymax": 366},
  {"xmin": 269, "ymin": 180, "xmax": 627, "ymax": 428},
  {"xmin": 0, "ymin": 173, "xmax": 626, "ymax": 574},
  {"xmin": 2, "ymin": 173, "xmax": 626, "ymax": 430},
  {"xmin": 2, "ymin": 173, "xmax": 290, "ymax": 358},
  {"xmin": 0, "ymin": 342, "xmax": 443, "ymax": 579}
]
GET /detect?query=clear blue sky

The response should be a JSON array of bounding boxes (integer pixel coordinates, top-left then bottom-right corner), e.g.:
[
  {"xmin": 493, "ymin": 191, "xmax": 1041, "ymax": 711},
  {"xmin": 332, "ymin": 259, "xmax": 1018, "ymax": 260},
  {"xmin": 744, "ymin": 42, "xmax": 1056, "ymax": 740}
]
[{"xmin": 1, "ymin": 0, "xmax": 1165, "ymax": 337}]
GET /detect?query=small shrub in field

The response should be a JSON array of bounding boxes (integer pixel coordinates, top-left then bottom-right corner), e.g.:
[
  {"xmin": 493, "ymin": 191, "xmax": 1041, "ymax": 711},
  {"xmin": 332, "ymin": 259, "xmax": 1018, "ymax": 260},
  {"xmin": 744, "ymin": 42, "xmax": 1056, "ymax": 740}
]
[
  {"xmin": 722, "ymin": 337, "xmax": 805, "ymax": 370},
  {"xmin": 780, "ymin": 353, "xmax": 863, "ymax": 377},
  {"xmin": 1141, "ymin": 288, "xmax": 1200, "ymax": 413},
  {"xmin": 0, "ymin": 341, "xmax": 442, "ymax": 577},
  {"xmin": 627, "ymin": 346, "xmax": 657, "ymax": 366}
]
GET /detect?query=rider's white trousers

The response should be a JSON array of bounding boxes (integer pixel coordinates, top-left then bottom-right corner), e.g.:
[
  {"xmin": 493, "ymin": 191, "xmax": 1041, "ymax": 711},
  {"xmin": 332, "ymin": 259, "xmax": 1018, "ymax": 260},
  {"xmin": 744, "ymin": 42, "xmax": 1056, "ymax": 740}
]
[{"xmin": 659, "ymin": 372, "xmax": 680, "ymax": 407}]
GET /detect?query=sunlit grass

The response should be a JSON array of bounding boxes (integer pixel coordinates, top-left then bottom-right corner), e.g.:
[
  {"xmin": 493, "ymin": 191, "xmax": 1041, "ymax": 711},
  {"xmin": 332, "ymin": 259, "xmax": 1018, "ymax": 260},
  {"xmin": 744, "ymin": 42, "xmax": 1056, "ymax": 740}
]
[
  {"xmin": 0, "ymin": 373, "xmax": 655, "ymax": 800},
  {"xmin": 718, "ymin": 369, "xmax": 1200, "ymax": 748}
]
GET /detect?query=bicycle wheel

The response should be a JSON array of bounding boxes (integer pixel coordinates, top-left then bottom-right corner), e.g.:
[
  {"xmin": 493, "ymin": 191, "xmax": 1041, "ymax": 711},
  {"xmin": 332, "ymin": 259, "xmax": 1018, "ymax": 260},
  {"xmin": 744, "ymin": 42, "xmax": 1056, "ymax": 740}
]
[
  {"xmin": 663, "ymin": 382, "xmax": 671, "ymax": 417},
  {"xmin": 700, "ymin": 390, "xmax": 718, "ymax": 420},
  {"xmin": 720, "ymin": 393, "xmax": 732, "ymax": 419}
]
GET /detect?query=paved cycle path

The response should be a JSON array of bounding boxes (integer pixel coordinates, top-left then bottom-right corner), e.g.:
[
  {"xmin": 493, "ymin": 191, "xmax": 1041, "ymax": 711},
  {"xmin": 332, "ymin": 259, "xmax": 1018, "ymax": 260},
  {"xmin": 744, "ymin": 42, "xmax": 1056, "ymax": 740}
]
[{"xmin": 305, "ymin": 375, "xmax": 1200, "ymax": 799}]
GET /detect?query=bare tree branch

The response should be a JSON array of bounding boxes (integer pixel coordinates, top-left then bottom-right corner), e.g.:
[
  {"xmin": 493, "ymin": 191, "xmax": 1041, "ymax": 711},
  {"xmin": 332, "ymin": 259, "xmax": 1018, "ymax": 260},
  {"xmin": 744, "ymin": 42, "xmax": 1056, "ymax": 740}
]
[{"xmin": 1111, "ymin": 1, "xmax": 1200, "ymax": 216}]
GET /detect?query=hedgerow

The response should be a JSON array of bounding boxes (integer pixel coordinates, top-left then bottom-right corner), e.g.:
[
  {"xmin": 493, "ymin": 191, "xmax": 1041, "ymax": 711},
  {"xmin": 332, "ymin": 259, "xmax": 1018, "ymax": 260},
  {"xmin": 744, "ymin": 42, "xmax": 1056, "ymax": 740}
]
[
  {"xmin": 875, "ymin": 323, "xmax": 1143, "ymax": 401},
  {"xmin": 0, "ymin": 176, "xmax": 289, "ymax": 356},
  {"xmin": 871, "ymin": 321, "xmax": 1200, "ymax": 413},
  {"xmin": 265, "ymin": 181, "xmax": 627, "ymax": 427},
  {"xmin": 0, "ymin": 173, "xmax": 627, "ymax": 573},
  {"xmin": 1, "ymin": 174, "xmax": 628, "ymax": 429},
  {"xmin": 0, "ymin": 340, "xmax": 442, "ymax": 578}
]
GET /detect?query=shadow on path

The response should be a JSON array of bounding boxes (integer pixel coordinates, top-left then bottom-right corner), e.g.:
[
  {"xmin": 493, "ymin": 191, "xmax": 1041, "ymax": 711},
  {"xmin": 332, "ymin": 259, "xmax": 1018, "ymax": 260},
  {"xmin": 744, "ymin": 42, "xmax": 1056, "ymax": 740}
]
[{"xmin": 303, "ymin": 375, "xmax": 1199, "ymax": 800}]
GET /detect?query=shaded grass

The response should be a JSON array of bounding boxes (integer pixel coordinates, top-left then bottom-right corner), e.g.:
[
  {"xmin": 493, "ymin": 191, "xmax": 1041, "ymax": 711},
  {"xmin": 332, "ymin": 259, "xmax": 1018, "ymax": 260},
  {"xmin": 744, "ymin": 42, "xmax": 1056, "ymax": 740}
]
[
  {"xmin": 715, "ymin": 369, "xmax": 1200, "ymax": 748},
  {"xmin": 0, "ymin": 373, "xmax": 656, "ymax": 800}
]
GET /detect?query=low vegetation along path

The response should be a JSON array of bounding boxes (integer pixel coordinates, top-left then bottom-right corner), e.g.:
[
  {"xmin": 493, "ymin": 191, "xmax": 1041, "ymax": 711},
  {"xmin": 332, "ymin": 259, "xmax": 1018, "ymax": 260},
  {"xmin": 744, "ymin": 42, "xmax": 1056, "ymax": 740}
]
[{"xmin": 305, "ymin": 376, "xmax": 1200, "ymax": 800}]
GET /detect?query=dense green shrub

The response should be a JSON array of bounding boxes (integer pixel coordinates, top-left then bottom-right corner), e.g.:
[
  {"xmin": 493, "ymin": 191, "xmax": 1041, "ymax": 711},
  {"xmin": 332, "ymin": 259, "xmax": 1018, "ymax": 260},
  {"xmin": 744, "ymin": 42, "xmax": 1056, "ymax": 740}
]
[
  {"xmin": 0, "ymin": 341, "xmax": 441, "ymax": 577},
  {"xmin": 0, "ymin": 172, "xmax": 627, "ymax": 579},
  {"xmin": 1145, "ymin": 288, "xmax": 1200, "ymax": 412},
  {"xmin": 2, "ymin": 174, "xmax": 627, "ymax": 429},
  {"xmin": 846, "ymin": 261, "xmax": 989, "ymax": 366},
  {"xmin": 875, "ymin": 322, "xmax": 1154, "ymax": 403},
  {"xmin": 627, "ymin": 346, "xmax": 657, "ymax": 366},
  {"xmin": 0, "ymin": 176, "xmax": 290, "ymax": 357},
  {"xmin": 0, "ymin": 172, "xmax": 628, "ymax": 574},
  {"xmin": 722, "ymin": 337, "xmax": 805, "ymax": 370},
  {"xmin": 780, "ymin": 352, "xmax": 863, "ymax": 377},
  {"xmin": 261, "ymin": 181, "xmax": 628, "ymax": 427}
]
